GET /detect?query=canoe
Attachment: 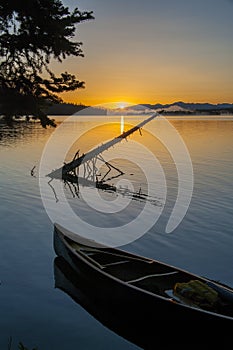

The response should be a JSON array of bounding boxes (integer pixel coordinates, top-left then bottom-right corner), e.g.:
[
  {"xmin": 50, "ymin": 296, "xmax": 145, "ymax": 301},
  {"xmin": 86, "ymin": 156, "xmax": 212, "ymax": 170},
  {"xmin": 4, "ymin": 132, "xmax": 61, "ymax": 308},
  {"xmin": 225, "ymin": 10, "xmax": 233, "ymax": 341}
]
[{"xmin": 53, "ymin": 223, "xmax": 233, "ymax": 346}]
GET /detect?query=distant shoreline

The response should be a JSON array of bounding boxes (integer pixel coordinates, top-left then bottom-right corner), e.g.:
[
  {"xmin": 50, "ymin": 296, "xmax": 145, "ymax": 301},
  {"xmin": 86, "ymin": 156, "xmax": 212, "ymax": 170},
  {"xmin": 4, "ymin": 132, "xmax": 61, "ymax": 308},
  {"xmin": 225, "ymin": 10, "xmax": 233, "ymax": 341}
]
[{"xmin": 45, "ymin": 102, "xmax": 233, "ymax": 116}]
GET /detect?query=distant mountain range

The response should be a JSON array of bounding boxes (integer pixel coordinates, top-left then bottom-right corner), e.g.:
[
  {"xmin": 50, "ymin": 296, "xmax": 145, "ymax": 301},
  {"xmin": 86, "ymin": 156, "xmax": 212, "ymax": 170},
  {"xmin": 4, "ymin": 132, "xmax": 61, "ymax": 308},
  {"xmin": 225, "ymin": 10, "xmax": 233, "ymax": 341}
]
[
  {"xmin": 143, "ymin": 101, "xmax": 233, "ymax": 111},
  {"xmin": 46, "ymin": 101, "xmax": 233, "ymax": 115},
  {"xmin": 142, "ymin": 102, "xmax": 233, "ymax": 113}
]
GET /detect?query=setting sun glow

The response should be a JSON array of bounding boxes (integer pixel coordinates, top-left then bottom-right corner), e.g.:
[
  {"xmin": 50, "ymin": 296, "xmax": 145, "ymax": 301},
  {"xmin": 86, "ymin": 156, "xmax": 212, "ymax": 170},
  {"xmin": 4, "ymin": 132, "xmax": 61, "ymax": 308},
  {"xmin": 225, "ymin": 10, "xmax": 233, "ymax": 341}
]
[
  {"xmin": 102, "ymin": 101, "xmax": 132, "ymax": 110},
  {"xmin": 112, "ymin": 102, "xmax": 131, "ymax": 110},
  {"xmin": 118, "ymin": 102, "xmax": 128, "ymax": 109}
]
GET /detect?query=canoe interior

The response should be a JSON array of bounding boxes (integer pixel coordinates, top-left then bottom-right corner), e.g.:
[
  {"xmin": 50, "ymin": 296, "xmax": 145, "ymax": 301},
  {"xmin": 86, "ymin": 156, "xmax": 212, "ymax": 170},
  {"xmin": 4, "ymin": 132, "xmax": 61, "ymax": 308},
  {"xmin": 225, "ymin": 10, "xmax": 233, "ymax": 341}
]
[
  {"xmin": 65, "ymin": 237, "xmax": 229, "ymax": 303},
  {"xmin": 77, "ymin": 248, "xmax": 191, "ymax": 294}
]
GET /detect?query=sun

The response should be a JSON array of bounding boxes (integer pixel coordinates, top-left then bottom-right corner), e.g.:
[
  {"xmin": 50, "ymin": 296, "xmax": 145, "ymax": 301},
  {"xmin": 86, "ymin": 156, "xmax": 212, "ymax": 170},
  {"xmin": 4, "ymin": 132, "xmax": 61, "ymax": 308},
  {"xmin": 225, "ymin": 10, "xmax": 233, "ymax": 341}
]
[
  {"xmin": 102, "ymin": 101, "xmax": 132, "ymax": 110},
  {"xmin": 116, "ymin": 101, "xmax": 130, "ymax": 109}
]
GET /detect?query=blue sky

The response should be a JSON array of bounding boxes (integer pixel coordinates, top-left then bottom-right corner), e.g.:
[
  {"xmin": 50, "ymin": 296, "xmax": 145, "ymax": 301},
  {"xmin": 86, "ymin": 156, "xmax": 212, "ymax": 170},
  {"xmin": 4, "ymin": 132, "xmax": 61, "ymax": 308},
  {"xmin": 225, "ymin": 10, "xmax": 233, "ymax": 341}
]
[{"xmin": 58, "ymin": 0, "xmax": 233, "ymax": 105}]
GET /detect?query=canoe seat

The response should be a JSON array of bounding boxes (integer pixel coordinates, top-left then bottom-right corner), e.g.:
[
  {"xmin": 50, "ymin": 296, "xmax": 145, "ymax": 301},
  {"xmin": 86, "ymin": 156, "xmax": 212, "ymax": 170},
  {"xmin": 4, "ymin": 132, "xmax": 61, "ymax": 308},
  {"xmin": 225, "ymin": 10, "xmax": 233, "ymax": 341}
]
[
  {"xmin": 125, "ymin": 271, "xmax": 179, "ymax": 297},
  {"xmin": 126, "ymin": 271, "xmax": 178, "ymax": 284},
  {"xmin": 102, "ymin": 260, "xmax": 129, "ymax": 267}
]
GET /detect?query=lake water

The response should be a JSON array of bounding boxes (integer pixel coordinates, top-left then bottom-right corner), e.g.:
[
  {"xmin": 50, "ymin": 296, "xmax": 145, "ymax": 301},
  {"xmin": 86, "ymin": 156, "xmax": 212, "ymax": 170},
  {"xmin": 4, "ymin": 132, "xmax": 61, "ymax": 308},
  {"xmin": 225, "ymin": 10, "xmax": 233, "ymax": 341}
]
[{"xmin": 0, "ymin": 115, "xmax": 233, "ymax": 349}]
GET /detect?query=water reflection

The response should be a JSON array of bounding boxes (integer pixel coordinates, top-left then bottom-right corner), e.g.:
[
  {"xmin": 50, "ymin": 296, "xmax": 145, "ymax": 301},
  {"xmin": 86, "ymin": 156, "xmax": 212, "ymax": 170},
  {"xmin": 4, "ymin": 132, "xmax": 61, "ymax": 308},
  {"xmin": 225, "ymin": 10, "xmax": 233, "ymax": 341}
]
[
  {"xmin": 0, "ymin": 121, "xmax": 30, "ymax": 145},
  {"xmin": 0, "ymin": 119, "xmax": 55, "ymax": 147}
]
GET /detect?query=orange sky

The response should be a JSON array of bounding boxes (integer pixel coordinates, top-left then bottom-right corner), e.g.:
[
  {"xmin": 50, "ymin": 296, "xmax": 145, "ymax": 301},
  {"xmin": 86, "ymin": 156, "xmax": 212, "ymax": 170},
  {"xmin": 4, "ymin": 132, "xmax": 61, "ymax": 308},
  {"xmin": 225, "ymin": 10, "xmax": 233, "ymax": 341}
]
[{"xmin": 55, "ymin": 0, "xmax": 233, "ymax": 106}]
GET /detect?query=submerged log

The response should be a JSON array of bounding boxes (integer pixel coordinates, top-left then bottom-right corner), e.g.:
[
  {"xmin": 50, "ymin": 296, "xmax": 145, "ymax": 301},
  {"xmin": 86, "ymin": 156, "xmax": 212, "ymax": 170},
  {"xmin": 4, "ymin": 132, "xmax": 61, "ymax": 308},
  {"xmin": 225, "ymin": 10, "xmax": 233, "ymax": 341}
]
[{"xmin": 48, "ymin": 113, "xmax": 158, "ymax": 179}]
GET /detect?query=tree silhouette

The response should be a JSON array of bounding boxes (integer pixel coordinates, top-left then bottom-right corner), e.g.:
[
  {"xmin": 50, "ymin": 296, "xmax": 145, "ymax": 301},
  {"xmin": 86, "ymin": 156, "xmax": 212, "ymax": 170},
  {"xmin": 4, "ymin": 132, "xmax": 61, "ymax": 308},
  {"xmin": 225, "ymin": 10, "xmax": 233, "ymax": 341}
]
[{"xmin": 0, "ymin": 0, "xmax": 94, "ymax": 127}]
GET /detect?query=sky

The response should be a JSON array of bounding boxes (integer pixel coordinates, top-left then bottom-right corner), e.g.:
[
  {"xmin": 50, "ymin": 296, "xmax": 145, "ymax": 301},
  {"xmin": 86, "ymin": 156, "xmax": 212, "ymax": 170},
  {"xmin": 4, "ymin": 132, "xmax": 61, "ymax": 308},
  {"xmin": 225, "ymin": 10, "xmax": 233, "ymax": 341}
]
[{"xmin": 54, "ymin": 0, "xmax": 233, "ymax": 106}]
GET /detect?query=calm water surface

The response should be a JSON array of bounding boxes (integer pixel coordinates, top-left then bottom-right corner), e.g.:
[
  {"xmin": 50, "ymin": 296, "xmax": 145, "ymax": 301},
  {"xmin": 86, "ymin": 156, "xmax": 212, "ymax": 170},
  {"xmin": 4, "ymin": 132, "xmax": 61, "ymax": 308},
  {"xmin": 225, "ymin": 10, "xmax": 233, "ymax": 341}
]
[{"xmin": 0, "ymin": 115, "xmax": 233, "ymax": 349}]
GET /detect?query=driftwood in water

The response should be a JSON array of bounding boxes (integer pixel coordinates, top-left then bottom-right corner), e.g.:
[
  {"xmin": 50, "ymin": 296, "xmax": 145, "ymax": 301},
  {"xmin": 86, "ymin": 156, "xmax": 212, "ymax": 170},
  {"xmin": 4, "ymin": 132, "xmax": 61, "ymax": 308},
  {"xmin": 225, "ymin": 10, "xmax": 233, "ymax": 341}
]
[{"xmin": 48, "ymin": 113, "xmax": 157, "ymax": 179}]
